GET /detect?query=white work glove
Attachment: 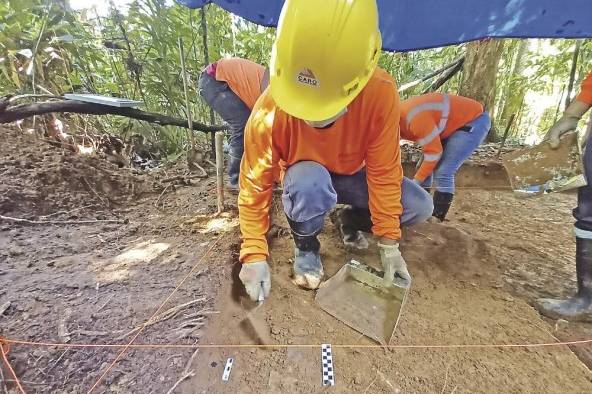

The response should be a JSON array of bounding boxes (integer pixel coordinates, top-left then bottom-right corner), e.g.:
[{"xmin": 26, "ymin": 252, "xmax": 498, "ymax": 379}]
[
  {"xmin": 239, "ymin": 261, "xmax": 271, "ymax": 302},
  {"xmin": 377, "ymin": 241, "xmax": 411, "ymax": 286},
  {"xmin": 546, "ymin": 100, "xmax": 590, "ymax": 149}
]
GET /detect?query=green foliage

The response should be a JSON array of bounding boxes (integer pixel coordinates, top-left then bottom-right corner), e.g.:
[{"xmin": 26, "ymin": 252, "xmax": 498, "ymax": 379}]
[
  {"xmin": 0, "ymin": 1, "xmax": 590, "ymax": 152},
  {"xmin": 0, "ymin": 0, "xmax": 270, "ymax": 155}
]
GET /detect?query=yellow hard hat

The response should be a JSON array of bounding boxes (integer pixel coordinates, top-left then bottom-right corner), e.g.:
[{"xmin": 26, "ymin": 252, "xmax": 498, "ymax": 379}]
[{"xmin": 270, "ymin": 0, "xmax": 382, "ymax": 121}]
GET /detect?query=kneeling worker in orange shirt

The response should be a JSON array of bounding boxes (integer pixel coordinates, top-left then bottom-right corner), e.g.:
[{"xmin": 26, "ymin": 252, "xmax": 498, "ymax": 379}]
[{"xmin": 237, "ymin": 0, "xmax": 433, "ymax": 301}]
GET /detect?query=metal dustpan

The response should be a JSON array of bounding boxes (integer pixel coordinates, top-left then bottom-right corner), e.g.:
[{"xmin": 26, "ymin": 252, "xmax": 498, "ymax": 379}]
[
  {"xmin": 315, "ymin": 259, "xmax": 410, "ymax": 345},
  {"xmin": 502, "ymin": 131, "xmax": 586, "ymax": 197}
]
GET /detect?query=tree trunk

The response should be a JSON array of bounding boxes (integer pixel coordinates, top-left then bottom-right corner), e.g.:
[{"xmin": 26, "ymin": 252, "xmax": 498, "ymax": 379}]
[
  {"xmin": 458, "ymin": 39, "xmax": 505, "ymax": 141},
  {"xmin": 497, "ymin": 40, "xmax": 528, "ymax": 137}
]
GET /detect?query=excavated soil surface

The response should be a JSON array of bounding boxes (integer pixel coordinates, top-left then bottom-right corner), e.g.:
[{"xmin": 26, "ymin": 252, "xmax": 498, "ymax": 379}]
[{"xmin": 1, "ymin": 128, "xmax": 591, "ymax": 393}]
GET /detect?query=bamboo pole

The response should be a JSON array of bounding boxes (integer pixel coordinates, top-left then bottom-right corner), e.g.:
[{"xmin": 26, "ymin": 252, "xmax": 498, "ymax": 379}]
[
  {"xmin": 178, "ymin": 37, "xmax": 196, "ymax": 150},
  {"xmin": 215, "ymin": 132, "xmax": 225, "ymax": 213},
  {"xmin": 200, "ymin": 6, "xmax": 217, "ymax": 156}
]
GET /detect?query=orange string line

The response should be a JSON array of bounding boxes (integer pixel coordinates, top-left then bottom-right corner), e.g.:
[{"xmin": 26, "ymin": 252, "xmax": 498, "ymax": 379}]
[
  {"xmin": 0, "ymin": 339, "xmax": 27, "ymax": 394},
  {"xmin": 86, "ymin": 233, "xmax": 225, "ymax": 393},
  {"xmin": 4, "ymin": 337, "xmax": 592, "ymax": 350}
]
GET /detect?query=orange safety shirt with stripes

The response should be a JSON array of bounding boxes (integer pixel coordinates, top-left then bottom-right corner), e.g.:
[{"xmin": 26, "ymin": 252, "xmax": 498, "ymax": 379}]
[
  {"xmin": 577, "ymin": 72, "xmax": 592, "ymax": 105},
  {"xmin": 238, "ymin": 68, "xmax": 403, "ymax": 263},
  {"xmin": 399, "ymin": 93, "xmax": 484, "ymax": 182},
  {"xmin": 215, "ymin": 58, "xmax": 266, "ymax": 110}
]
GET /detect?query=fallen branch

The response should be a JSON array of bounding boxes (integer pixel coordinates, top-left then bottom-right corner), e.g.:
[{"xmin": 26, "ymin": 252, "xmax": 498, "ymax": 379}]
[
  {"xmin": 39, "ymin": 204, "xmax": 98, "ymax": 219},
  {"xmin": 175, "ymin": 316, "xmax": 206, "ymax": 339},
  {"xmin": 0, "ymin": 215, "xmax": 126, "ymax": 225},
  {"xmin": 70, "ymin": 329, "xmax": 115, "ymax": 337},
  {"xmin": 160, "ymin": 174, "xmax": 209, "ymax": 184},
  {"xmin": 0, "ymin": 365, "xmax": 8, "ymax": 394},
  {"xmin": 96, "ymin": 294, "xmax": 115, "ymax": 314},
  {"xmin": 423, "ymin": 57, "xmax": 465, "ymax": 93},
  {"xmin": 399, "ymin": 56, "xmax": 465, "ymax": 93},
  {"xmin": 155, "ymin": 184, "xmax": 171, "ymax": 207},
  {"xmin": 166, "ymin": 348, "xmax": 199, "ymax": 394},
  {"xmin": 45, "ymin": 349, "xmax": 70, "ymax": 375},
  {"xmin": 117, "ymin": 298, "xmax": 206, "ymax": 340},
  {"xmin": 8, "ymin": 94, "xmax": 63, "ymax": 103},
  {"xmin": 0, "ymin": 98, "xmax": 226, "ymax": 133},
  {"xmin": 82, "ymin": 178, "xmax": 109, "ymax": 208}
]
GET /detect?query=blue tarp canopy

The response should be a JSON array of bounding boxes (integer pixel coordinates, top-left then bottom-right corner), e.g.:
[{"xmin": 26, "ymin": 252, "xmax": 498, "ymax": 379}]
[{"xmin": 177, "ymin": 0, "xmax": 592, "ymax": 52}]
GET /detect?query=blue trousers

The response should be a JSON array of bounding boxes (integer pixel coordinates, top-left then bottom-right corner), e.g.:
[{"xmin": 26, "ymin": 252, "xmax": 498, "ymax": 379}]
[
  {"xmin": 575, "ymin": 134, "xmax": 592, "ymax": 237},
  {"xmin": 282, "ymin": 161, "xmax": 434, "ymax": 236},
  {"xmin": 198, "ymin": 72, "xmax": 251, "ymax": 186},
  {"xmin": 421, "ymin": 112, "xmax": 491, "ymax": 193}
]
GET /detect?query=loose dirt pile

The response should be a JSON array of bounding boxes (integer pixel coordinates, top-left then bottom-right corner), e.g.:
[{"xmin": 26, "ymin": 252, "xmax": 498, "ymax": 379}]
[{"xmin": 0, "ymin": 129, "xmax": 154, "ymax": 218}]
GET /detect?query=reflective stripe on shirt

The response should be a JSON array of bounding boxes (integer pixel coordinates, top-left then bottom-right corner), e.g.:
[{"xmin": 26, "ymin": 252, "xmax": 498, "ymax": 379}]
[
  {"xmin": 423, "ymin": 152, "xmax": 443, "ymax": 161},
  {"xmin": 406, "ymin": 93, "xmax": 450, "ymax": 147}
]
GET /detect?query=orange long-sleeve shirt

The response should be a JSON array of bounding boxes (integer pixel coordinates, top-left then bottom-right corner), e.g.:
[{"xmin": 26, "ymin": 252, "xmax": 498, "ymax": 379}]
[
  {"xmin": 238, "ymin": 68, "xmax": 403, "ymax": 263},
  {"xmin": 215, "ymin": 58, "xmax": 266, "ymax": 110},
  {"xmin": 577, "ymin": 72, "xmax": 592, "ymax": 105},
  {"xmin": 400, "ymin": 93, "xmax": 484, "ymax": 182}
]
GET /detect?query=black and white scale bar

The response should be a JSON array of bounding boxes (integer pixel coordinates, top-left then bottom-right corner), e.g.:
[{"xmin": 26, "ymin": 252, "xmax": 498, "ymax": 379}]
[
  {"xmin": 321, "ymin": 344, "xmax": 335, "ymax": 386},
  {"xmin": 222, "ymin": 357, "xmax": 234, "ymax": 381}
]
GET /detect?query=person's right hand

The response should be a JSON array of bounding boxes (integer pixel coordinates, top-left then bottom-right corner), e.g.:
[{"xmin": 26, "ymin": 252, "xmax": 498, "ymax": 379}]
[
  {"xmin": 239, "ymin": 261, "xmax": 271, "ymax": 301},
  {"xmin": 546, "ymin": 100, "xmax": 591, "ymax": 149},
  {"xmin": 546, "ymin": 116, "xmax": 579, "ymax": 149}
]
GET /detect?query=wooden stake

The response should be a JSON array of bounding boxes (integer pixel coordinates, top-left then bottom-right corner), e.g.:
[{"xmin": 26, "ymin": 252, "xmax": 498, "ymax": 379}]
[{"xmin": 215, "ymin": 131, "xmax": 225, "ymax": 214}]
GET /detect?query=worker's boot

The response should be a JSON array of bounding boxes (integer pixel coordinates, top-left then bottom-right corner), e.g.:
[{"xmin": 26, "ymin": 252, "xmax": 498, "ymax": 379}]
[
  {"xmin": 333, "ymin": 206, "xmax": 372, "ymax": 249},
  {"xmin": 226, "ymin": 155, "xmax": 241, "ymax": 193},
  {"xmin": 290, "ymin": 227, "xmax": 324, "ymax": 290},
  {"xmin": 432, "ymin": 191, "xmax": 454, "ymax": 222},
  {"xmin": 536, "ymin": 237, "xmax": 592, "ymax": 322}
]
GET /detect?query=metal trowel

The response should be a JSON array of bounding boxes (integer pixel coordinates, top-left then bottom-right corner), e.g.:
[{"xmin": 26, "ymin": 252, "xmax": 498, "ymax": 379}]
[
  {"xmin": 502, "ymin": 131, "xmax": 586, "ymax": 197},
  {"xmin": 315, "ymin": 259, "xmax": 410, "ymax": 345},
  {"xmin": 239, "ymin": 284, "xmax": 273, "ymax": 346}
]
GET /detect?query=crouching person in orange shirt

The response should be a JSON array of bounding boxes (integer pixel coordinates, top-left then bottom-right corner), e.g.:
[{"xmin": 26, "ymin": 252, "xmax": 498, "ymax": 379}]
[
  {"xmin": 237, "ymin": 0, "xmax": 433, "ymax": 301},
  {"xmin": 199, "ymin": 58, "xmax": 268, "ymax": 189},
  {"xmin": 400, "ymin": 93, "xmax": 491, "ymax": 221}
]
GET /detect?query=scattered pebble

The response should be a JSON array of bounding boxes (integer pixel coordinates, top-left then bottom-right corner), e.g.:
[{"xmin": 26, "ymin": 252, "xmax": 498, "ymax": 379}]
[
  {"xmin": 9, "ymin": 247, "xmax": 24, "ymax": 256},
  {"xmin": 271, "ymin": 326, "xmax": 281, "ymax": 336},
  {"xmin": 353, "ymin": 373, "xmax": 363, "ymax": 385},
  {"xmin": 555, "ymin": 319, "xmax": 569, "ymax": 332}
]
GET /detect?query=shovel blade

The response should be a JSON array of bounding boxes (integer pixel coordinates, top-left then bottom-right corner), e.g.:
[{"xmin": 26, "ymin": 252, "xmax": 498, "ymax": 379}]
[
  {"xmin": 315, "ymin": 260, "xmax": 409, "ymax": 345},
  {"xmin": 502, "ymin": 131, "xmax": 586, "ymax": 197}
]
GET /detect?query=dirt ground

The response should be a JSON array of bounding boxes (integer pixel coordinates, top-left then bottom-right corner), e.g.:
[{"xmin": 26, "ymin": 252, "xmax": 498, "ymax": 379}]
[{"xmin": 1, "ymin": 128, "xmax": 592, "ymax": 393}]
